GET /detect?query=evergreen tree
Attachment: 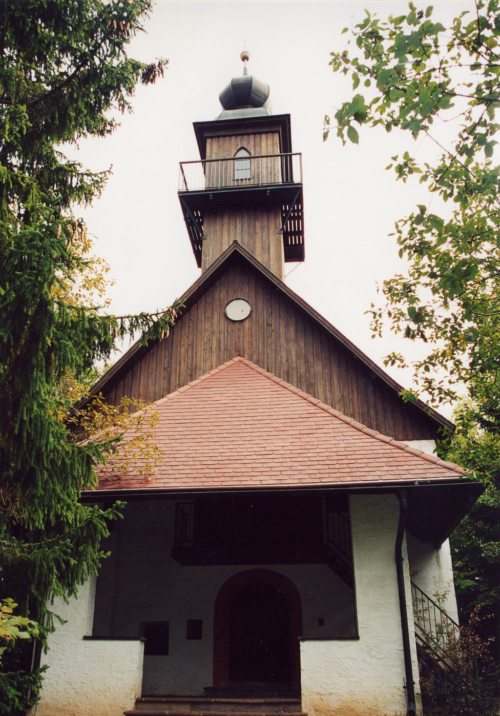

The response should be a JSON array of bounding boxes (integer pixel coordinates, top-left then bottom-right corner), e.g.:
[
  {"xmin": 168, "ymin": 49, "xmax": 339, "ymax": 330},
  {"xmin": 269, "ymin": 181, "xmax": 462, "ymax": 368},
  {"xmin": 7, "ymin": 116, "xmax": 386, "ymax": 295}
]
[{"xmin": 0, "ymin": 1, "xmax": 173, "ymax": 707}]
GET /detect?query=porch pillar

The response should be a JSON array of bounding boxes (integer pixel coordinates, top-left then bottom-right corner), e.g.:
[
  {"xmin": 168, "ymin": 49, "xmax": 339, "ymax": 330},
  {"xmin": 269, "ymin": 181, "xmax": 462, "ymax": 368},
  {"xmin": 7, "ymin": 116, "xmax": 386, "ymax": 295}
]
[{"xmin": 300, "ymin": 494, "xmax": 422, "ymax": 716}]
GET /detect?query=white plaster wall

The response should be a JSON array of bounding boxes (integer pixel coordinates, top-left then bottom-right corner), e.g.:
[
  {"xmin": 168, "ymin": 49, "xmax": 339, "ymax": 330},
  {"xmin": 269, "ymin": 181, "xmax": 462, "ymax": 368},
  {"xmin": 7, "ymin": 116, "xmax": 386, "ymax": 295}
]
[
  {"xmin": 405, "ymin": 439, "xmax": 437, "ymax": 456},
  {"xmin": 301, "ymin": 494, "xmax": 421, "ymax": 716},
  {"xmin": 404, "ymin": 437, "xmax": 459, "ymax": 621},
  {"xmin": 88, "ymin": 500, "xmax": 356, "ymax": 696},
  {"xmin": 37, "ymin": 495, "xmax": 432, "ymax": 712},
  {"xmin": 407, "ymin": 534, "xmax": 459, "ymax": 623},
  {"xmin": 136, "ymin": 560, "xmax": 353, "ymax": 695},
  {"xmin": 38, "ymin": 500, "xmax": 356, "ymax": 700},
  {"xmin": 35, "ymin": 579, "xmax": 144, "ymax": 716}
]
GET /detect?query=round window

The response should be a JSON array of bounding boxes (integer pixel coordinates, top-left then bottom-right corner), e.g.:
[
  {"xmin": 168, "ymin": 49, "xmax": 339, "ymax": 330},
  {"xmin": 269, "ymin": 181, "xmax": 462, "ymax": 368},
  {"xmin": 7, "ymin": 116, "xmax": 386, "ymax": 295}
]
[{"xmin": 225, "ymin": 298, "xmax": 251, "ymax": 322}]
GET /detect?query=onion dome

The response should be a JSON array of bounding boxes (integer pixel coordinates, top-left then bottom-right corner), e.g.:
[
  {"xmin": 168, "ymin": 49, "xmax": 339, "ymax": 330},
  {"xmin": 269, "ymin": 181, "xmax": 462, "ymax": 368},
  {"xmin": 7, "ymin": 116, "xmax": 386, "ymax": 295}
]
[{"xmin": 218, "ymin": 51, "xmax": 270, "ymax": 111}]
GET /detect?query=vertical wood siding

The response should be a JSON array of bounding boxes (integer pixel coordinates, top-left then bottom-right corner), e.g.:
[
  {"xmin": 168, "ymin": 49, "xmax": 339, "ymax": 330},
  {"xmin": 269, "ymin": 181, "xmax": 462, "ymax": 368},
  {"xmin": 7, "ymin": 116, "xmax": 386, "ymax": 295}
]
[
  {"xmin": 104, "ymin": 257, "xmax": 438, "ymax": 440},
  {"xmin": 201, "ymin": 132, "xmax": 285, "ymax": 277},
  {"xmin": 202, "ymin": 208, "xmax": 284, "ymax": 278},
  {"xmin": 206, "ymin": 132, "xmax": 281, "ymax": 160}
]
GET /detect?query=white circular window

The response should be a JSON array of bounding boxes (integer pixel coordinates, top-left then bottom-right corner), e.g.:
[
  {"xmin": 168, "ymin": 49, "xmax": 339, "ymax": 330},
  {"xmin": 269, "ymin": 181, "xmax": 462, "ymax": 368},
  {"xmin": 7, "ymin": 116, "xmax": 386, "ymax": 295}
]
[{"xmin": 225, "ymin": 298, "xmax": 251, "ymax": 322}]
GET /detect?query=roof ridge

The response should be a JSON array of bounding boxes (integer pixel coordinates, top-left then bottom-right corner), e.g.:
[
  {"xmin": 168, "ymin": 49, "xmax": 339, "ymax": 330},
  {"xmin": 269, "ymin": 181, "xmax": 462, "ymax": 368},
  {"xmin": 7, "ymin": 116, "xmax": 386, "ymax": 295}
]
[
  {"xmin": 140, "ymin": 356, "xmax": 245, "ymax": 412},
  {"xmin": 235, "ymin": 357, "xmax": 466, "ymax": 476},
  {"xmin": 119, "ymin": 356, "xmax": 247, "ymax": 423}
]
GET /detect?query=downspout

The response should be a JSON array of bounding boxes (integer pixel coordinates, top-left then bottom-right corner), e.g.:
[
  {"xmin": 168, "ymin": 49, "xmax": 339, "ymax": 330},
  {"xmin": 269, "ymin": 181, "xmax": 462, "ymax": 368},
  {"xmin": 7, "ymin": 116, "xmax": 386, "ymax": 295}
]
[{"xmin": 395, "ymin": 489, "xmax": 417, "ymax": 716}]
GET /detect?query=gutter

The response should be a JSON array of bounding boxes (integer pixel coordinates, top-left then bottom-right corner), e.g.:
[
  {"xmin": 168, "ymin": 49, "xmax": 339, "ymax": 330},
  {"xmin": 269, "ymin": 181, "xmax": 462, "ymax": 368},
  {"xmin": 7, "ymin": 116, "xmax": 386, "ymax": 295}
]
[
  {"xmin": 395, "ymin": 489, "xmax": 417, "ymax": 716},
  {"xmin": 81, "ymin": 476, "xmax": 477, "ymax": 501}
]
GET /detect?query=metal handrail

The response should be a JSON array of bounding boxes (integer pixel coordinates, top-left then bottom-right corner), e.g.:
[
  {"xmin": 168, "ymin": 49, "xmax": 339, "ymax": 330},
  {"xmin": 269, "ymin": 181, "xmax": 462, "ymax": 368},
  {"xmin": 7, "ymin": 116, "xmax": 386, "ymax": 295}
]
[
  {"xmin": 179, "ymin": 163, "xmax": 189, "ymax": 193},
  {"xmin": 179, "ymin": 151, "xmax": 299, "ymax": 165},
  {"xmin": 411, "ymin": 581, "xmax": 459, "ymax": 665},
  {"xmin": 178, "ymin": 152, "xmax": 302, "ymax": 193}
]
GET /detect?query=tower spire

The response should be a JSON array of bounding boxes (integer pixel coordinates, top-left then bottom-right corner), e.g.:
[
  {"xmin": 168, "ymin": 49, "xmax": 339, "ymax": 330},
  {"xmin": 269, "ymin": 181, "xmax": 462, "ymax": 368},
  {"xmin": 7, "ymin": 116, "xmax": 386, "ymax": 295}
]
[
  {"xmin": 240, "ymin": 50, "xmax": 249, "ymax": 76},
  {"xmin": 178, "ymin": 61, "xmax": 305, "ymax": 277}
]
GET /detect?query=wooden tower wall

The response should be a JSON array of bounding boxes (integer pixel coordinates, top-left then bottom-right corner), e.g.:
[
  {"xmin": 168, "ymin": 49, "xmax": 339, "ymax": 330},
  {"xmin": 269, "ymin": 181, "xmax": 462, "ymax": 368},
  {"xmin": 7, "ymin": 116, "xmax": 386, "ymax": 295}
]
[
  {"xmin": 201, "ymin": 132, "xmax": 284, "ymax": 278},
  {"xmin": 205, "ymin": 132, "xmax": 280, "ymax": 160},
  {"xmin": 202, "ymin": 208, "xmax": 284, "ymax": 279}
]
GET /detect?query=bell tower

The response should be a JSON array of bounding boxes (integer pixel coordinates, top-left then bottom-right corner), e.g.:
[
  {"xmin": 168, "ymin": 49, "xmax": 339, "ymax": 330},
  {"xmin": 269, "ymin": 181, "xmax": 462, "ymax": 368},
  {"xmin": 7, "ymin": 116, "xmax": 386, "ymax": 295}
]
[{"xmin": 178, "ymin": 54, "xmax": 305, "ymax": 280}]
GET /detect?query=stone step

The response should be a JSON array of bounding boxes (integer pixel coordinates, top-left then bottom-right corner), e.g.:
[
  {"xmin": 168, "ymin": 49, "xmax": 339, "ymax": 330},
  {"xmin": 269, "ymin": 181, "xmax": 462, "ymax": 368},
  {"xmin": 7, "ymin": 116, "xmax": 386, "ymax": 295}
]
[
  {"xmin": 126, "ymin": 696, "xmax": 304, "ymax": 715},
  {"xmin": 125, "ymin": 712, "xmax": 306, "ymax": 716}
]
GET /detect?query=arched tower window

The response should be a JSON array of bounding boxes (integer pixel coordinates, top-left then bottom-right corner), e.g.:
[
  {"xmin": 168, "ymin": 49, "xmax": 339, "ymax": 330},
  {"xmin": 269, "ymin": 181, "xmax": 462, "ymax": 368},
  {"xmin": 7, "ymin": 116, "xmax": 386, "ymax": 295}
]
[{"xmin": 234, "ymin": 147, "xmax": 251, "ymax": 181}]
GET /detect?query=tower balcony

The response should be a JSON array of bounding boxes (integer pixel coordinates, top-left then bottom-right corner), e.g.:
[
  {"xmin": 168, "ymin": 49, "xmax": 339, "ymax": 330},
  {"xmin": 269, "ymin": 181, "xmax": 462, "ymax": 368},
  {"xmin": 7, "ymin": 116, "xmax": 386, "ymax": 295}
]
[{"xmin": 178, "ymin": 153, "xmax": 304, "ymax": 267}]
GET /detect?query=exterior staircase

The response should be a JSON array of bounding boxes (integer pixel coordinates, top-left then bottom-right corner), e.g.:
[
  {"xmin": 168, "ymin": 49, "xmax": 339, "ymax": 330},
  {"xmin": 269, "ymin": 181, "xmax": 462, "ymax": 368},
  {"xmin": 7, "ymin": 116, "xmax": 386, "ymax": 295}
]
[
  {"xmin": 411, "ymin": 580, "xmax": 463, "ymax": 696},
  {"xmin": 411, "ymin": 580, "xmax": 460, "ymax": 671},
  {"xmin": 124, "ymin": 695, "xmax": 305, "ymax": 716}
]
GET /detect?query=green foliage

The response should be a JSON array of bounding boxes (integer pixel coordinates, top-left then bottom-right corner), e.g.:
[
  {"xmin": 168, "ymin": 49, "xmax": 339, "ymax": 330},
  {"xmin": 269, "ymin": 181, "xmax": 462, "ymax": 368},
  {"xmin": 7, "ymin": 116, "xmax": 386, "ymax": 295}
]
[
  {"xmin": 328, "ymin": 0, "xmax": 499, "ymax": 410},
  {"xmin": 0, "ymin": 599, "xmax": 39, "ymax": 664},
  {"xmin": 440, "ymin": 403, "xmax": 500, "ymax": 616},
  {"xmin": 327, "ymin": 0, "xmax": 499, "ymax": 647},
  {"xmin": 0, "ymin": 667, "xmax": 46, "ymax": 715},
  {"xmin": 0, "ymin": 600, "xmax": 41, "ymax": 713},
  {"xmin": 0, "ymin": 0, "xmax": 174, "ymax": 703},
  {"xmin": 419, "ymin": 607, "xmax": 499, "ymax": 715}
]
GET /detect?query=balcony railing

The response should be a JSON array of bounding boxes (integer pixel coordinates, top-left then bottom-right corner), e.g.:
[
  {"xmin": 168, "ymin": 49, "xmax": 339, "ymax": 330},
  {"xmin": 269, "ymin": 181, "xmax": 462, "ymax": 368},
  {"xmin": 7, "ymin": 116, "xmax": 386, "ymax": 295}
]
[{"xmin": 179, "ymin": 152, "xmax": 302, "ymax": 193}]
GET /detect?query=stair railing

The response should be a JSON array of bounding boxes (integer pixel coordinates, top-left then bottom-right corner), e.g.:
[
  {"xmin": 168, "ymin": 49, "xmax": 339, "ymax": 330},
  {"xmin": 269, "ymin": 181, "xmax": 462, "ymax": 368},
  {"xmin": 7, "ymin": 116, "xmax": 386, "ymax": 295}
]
[
  {"xmin": 322, "ymin": 500, "xmax": 354, "ymax": 587},
  {"xmin": 411, "ymin": 581, "xmax": 460, "ymax": 670}
]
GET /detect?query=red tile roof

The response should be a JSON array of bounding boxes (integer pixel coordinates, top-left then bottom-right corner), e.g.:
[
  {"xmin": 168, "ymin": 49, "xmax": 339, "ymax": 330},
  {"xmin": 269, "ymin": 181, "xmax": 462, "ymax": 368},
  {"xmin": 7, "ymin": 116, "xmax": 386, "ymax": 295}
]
[{"xmin": 96, "ymin": 357, "xmax": 466, "ymax": 492}]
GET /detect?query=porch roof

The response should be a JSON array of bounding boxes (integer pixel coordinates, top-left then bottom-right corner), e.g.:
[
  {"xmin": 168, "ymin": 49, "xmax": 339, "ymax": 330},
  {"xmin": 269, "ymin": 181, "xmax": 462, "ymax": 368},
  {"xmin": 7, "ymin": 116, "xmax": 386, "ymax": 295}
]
[{"xmin": 95, "ymin": 356, "xmax": 467, "ymax": 493}]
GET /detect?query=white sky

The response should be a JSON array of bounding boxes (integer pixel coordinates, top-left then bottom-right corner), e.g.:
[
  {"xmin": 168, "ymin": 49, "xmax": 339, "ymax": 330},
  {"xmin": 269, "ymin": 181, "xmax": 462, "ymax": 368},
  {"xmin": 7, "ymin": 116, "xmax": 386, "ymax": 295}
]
[{"xmin": 69, "ymin": 0, "xmax": 473, "ymax": 414}]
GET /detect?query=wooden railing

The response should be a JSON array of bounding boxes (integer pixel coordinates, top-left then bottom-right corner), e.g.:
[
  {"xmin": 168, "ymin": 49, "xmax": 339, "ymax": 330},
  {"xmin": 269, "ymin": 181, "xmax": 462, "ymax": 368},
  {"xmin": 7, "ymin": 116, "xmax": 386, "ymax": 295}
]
[
  {"xmin": 174, "ymin": 502, "xmax": 195, "ymax": 545},
  {"xmin": 322, "ymin": 500, "xmax": 354, "ymax": 587},
  {"xmin": 179, "ymin": 153, "xmax": 302, "ymax": 193}
]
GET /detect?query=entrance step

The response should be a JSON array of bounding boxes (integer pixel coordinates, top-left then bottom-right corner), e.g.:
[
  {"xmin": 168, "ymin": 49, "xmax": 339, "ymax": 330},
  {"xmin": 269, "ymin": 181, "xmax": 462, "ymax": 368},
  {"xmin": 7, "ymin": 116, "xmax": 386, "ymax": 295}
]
[
  {"xmin": 125, "ymin": 696, "xmax": 305, "ymax": 715},
  {"xmin": 204, "ymin": 687, "xmax": 299, "ymax": 699}
]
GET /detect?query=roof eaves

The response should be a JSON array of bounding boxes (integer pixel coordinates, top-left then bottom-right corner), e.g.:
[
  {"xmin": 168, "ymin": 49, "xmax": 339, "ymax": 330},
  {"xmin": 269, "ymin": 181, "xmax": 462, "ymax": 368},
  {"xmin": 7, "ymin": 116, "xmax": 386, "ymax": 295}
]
[
  {"xmin": 82, "ymin": 477, "xmax": 481, "ymax": 501},
  {"xmin": 76, "ymin": 243, "xmax": 241, "ymax": 408}
]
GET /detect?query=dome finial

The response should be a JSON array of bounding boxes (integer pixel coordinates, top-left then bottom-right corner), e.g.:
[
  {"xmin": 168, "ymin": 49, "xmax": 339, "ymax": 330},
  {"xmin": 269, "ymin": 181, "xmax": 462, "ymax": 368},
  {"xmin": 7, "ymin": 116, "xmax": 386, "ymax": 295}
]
[{"xmin": 240, "ymin": 50, "xmax": 250, "ymax": 75}]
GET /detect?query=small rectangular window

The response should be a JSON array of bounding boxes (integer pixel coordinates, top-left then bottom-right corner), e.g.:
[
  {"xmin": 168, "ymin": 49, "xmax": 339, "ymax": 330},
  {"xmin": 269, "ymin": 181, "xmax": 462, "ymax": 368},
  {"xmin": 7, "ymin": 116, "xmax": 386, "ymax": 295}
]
[
  {"xmin": 142, "ymin": 622, "xmax": 169, "ymax": 655},
  {"xmin": 186, "ymin": 619, "xmax": 203, "ymax": 640}
]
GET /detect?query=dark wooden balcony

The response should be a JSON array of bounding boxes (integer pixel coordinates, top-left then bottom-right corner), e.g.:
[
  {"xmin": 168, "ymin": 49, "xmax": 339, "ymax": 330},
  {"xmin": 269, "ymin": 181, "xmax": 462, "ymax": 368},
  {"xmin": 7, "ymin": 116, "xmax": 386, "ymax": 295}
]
[
  {"xmin": 178, "ymin": 153, "xmax": 305, "ymax": 267},
  {"xmin": 172, "ymin": 494, "xmax": 353, "ymax": 588}
]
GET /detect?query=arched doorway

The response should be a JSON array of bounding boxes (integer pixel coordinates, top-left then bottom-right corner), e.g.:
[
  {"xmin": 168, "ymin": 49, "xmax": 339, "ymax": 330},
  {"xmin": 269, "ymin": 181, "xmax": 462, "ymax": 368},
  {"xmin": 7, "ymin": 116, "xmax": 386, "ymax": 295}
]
[{"xmin": 213, "ymin": 570, "xmax": 302, "ymax": 690}]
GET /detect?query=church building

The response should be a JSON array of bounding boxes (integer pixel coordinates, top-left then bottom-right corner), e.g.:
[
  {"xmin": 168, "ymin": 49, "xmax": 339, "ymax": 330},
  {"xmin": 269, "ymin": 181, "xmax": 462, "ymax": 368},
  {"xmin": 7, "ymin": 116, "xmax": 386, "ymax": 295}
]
[{"xmin": 37, "ymin": 58, "xmax": 480, "ymax": 716}]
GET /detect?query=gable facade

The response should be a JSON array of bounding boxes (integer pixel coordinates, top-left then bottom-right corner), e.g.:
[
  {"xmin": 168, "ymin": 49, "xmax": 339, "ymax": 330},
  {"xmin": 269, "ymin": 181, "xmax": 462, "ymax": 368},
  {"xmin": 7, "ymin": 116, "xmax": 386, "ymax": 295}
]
[{"xmin": 99, "ymin": 249, "xmax": 446, "ymax": 442}]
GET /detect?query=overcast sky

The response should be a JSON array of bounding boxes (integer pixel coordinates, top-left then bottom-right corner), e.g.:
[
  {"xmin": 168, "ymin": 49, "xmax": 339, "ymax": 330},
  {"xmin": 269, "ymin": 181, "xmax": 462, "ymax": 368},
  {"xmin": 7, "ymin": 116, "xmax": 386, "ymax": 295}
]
[{"xmin": 69, "ymin": 0, "xmax": 472, "ymax": 414}]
